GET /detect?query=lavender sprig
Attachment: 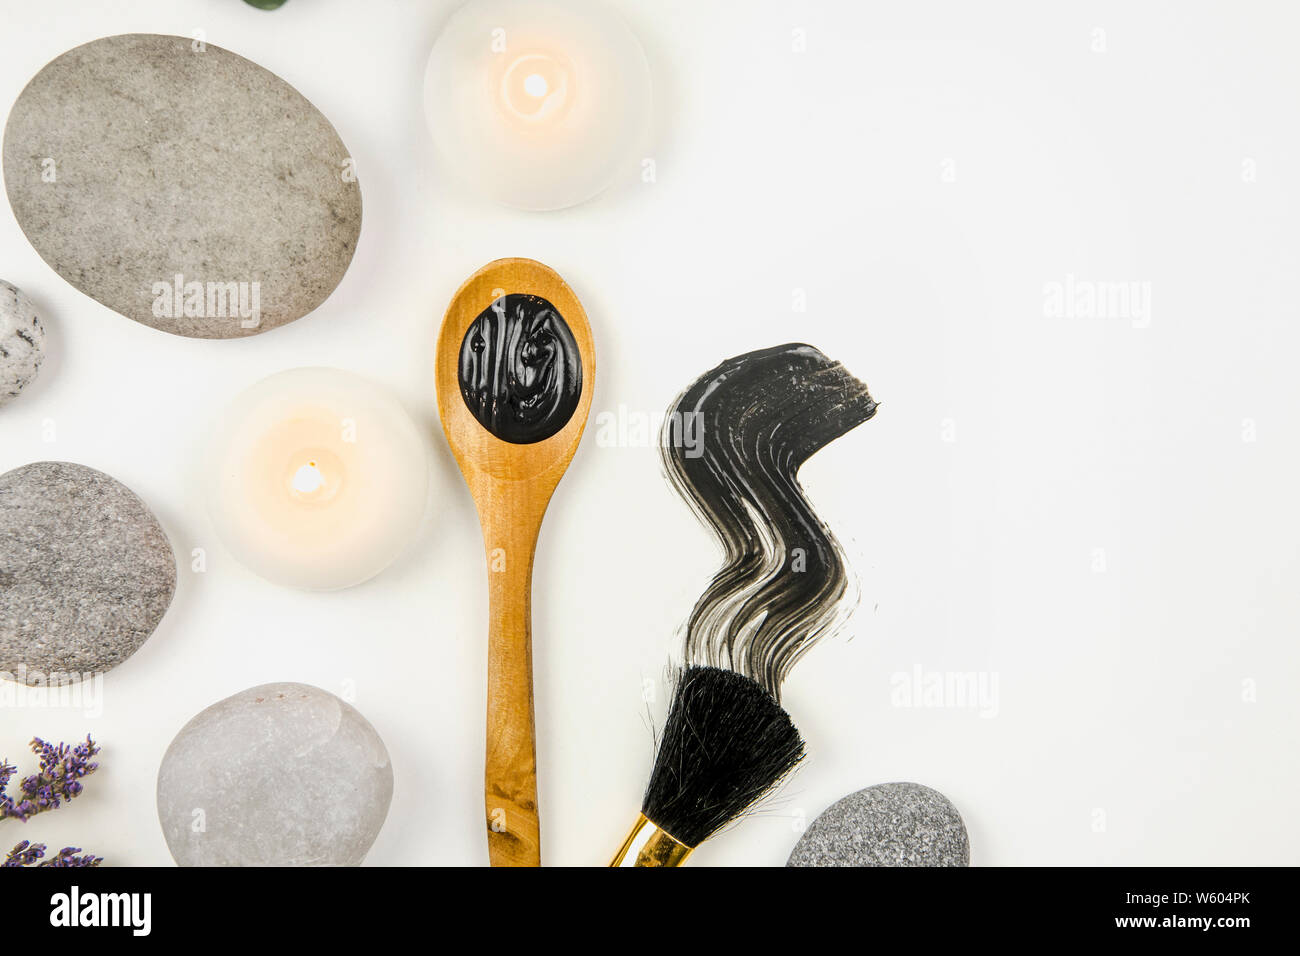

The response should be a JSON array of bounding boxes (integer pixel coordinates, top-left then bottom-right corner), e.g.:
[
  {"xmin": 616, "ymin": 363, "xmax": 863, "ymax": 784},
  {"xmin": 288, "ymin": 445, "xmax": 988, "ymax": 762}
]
[
  {"xmin": 0, "ymin": 736, "xmax": 100, "ymax": 822},
  {"xmin": 3, "ymin": 839, "xmax": 44, "ymax": 866},
  {"xmin": 1, "ymin": 737, "xmax": 105, "ymax": 865},
  {"xmin": 3, "ymin": 840, "xmax": 102, "ymax": 868}
]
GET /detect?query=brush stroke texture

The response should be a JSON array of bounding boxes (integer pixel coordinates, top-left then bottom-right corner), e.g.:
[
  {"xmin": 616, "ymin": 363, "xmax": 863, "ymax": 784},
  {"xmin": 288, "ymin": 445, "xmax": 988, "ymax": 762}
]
[{"xmin": 661, "ymin": 343, "xmax": 877, "ymax": 698}]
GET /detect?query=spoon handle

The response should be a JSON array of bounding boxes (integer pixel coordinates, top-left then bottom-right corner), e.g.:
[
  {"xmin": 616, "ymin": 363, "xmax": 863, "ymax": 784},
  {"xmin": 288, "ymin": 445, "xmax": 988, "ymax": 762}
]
[{"xmin": 478, "ymin": 479, "xmax": 546, "ymax": 867}]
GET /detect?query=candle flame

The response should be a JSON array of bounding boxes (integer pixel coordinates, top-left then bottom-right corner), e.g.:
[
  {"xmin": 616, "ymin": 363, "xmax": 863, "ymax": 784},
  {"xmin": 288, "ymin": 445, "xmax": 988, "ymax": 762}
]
[
  {"xmin": 524, "ymin": 73, "xmax": 548, "ymax": 98},
  {"xmin": 291, "ymin": 462, "xmax": 325, "ymax": 495}
]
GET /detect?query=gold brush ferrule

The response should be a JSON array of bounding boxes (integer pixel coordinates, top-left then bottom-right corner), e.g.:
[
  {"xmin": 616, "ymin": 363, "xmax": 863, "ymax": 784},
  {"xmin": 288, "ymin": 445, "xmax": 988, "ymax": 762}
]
[{"xmin": 609, "ymin": 814, "xmax": 694, "ymax": 867}]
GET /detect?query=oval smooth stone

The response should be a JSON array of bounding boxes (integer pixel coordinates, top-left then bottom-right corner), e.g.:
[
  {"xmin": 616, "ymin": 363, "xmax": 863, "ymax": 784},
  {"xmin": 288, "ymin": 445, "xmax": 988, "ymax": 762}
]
[
  {"xmin": 156, "ymin": 683, "xmax": 394, "ymax": 867},
  {"xmin": 2, "ymin": 34, "xmax": 361, "ymax": 339},
  {"xmin": 787, "ymin": 782, "xmax": 971, "ymax": 867},
  {"xmin": 0, "ymin": 461, "xmax": 176, "ymax": 685}
]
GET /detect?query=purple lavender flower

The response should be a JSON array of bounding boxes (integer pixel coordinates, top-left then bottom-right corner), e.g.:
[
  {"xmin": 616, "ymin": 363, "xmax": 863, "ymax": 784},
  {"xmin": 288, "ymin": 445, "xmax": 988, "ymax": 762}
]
[
  {"xmin": 0, "ymin": 736, "xmax": 100, "ymax": 822},
  {"xmin": 39, "ymin": 846, "xmax": 103, "ymax": 867},
  {"xmin": 4, "ymin": 841, "xmax": 101, "ymax": 868},
  {"xmin": 3, "ymin": 839, "xmax": 44, "ymax": 866},
  {"xmin": 1, "ymin": 736, "xmax": 105, "ymax": 866}
]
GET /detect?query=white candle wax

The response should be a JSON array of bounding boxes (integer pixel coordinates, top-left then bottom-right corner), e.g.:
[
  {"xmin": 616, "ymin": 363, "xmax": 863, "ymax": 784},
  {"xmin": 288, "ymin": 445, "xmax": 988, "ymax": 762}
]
[
  {"xmin": 424, "ymin": 0, "xmax": 653, "ymax": 210},
  {"xmin": 206, "ymin": 367, "xmax": 430, "ymax": 590}
]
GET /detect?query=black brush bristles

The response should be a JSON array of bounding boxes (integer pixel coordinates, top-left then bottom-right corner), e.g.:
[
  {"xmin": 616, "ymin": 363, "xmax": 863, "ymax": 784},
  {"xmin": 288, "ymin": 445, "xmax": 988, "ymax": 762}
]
[{"xmin": 642, "ymin": 666, "xmax": 806, "ymax": 848}]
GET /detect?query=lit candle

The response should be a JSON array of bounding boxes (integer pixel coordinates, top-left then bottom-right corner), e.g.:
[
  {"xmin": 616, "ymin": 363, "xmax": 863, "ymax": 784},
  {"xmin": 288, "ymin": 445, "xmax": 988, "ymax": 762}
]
[
  {"xmin": 205, "ymin": 368, "xmax": 430, "ymax": 590},
  {"xmin": 424, "ymin": 0, "xmax": 653, "ymax": 210}
]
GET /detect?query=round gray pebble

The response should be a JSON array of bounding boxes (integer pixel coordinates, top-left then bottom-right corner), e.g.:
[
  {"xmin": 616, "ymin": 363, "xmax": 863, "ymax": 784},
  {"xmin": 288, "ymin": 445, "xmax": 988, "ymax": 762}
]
[
  {"xmin": 0, "ymin": 462, "xmax": 176, "ymax": 685},
  {"xmin": 0, "ymin": 280, "xmax": 45, "ymax": 407},
  {"xmin": 788, "ymin": 782, "xmax": 970, "ymax": 867},
  {"xmin": 3, "ymin": 34, "xmax": 361, "ymax": 339},
  {"xmin": 157, "ymin": 683, "xmax": 394, "ymax": 867}
]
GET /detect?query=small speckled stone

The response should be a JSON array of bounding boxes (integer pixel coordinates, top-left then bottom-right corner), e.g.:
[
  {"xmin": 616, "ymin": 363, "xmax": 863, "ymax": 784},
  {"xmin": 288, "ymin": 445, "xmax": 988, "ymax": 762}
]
[
  {"xmin": 0, "ymin": 462, "xmax": 176, "ymax": 685},
  {"xmin": 157, "ymin": 683, "xmax": 394, "ymax": 867},
  {"xmin": 787, "ymin": 782, "xmax": 970, "ymax": 867},
  {"xmin": 3, "ymin": 34, "xmax": 361, "ymax": 338},
  {"xmin": 0, "ymin": 281, "xmax": 44, "ymax": 407}
]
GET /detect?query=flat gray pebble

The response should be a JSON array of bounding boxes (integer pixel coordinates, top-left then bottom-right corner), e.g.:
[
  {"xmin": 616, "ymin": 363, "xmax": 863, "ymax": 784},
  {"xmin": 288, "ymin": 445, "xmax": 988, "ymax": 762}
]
[
  {"xmin": 157, "ymin": 683, "xmax": 394, "ymax": 866},
  {"xmin": 0, "ymin": 280, "xmax": 44, "ymax": 407},
  {"xmin": 788, "ymin": 782, "xmax": 970, "ymax": 867},
  {"xmin": 3, "ymin": 34, "xmax": 361, "ymax": 338},
  {"xmin": 0, "ymin": 461, "xmax": 176, "ymax": 684}
]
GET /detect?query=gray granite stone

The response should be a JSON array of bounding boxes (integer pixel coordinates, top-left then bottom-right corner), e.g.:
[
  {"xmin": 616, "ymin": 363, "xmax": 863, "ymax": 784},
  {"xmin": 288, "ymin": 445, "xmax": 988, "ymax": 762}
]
[
  {"xmin": 787, "ymin": 782, "xmax": 970, "ymax": 867},
  {"xmin": 0, "ymin": 462, "xmax": 175, "ymax": 684},
  {"xmin": 0, "ymin": 281, "xmax": 44, "ymax": 407},
  {"xmin": 3, "ymin": 34, "xmax": 361, "ymax": 339},
  {"xmin": 157, "ymin": 683, "xmax": 394, "ymax": 867}
]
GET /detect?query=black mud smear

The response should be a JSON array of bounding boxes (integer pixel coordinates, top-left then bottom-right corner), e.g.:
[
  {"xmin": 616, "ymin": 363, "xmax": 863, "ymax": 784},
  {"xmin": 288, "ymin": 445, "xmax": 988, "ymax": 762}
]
[{"xmin": 662, "ymin": 343, "xmax": 877, "ymax": 699}]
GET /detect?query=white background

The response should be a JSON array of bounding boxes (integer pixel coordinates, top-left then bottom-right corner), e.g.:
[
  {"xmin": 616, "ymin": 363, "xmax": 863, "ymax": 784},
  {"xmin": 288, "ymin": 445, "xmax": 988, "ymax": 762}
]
[{"xmin": 1, "ymin": 0, "xmax": 1298, "ymax": 867}]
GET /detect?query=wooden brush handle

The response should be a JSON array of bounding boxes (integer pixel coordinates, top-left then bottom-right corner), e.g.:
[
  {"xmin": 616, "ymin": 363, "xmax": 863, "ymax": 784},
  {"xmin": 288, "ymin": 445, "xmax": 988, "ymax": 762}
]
[{"xmin": 480, "ymin": 481, "xmax": 546, "ymax": 867}]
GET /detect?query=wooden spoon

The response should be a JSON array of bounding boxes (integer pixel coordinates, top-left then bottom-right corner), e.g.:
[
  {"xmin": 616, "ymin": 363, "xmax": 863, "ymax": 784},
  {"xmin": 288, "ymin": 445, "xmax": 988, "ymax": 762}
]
[{"xmin": 435, "ymin": 258, "xmax": 595, "ymax": 867}]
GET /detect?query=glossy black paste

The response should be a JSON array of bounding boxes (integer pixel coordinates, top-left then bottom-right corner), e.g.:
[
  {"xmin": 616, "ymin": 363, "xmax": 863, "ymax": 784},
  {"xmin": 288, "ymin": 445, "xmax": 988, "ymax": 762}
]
[{"xmin": 458, "ymin": 294, "xmax": 582, "ymax": 444}]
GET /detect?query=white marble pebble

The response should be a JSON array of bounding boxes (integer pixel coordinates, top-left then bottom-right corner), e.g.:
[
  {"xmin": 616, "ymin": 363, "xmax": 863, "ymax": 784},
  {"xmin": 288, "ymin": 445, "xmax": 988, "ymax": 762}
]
[
  {"xmin": 157, "ymin": 683, "xmax": 394, "ymax": 867},
  {"xmin": 0, "ymin": 280, "xmax": 44, "ymax": 407}
]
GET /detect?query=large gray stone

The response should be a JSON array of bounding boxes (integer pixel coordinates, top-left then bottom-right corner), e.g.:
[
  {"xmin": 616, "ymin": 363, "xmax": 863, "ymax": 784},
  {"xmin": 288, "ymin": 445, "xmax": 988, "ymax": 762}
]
[
  {"xmin": 2, "ymin": 34, "xmax": 361, "ymax": 339},
  {"xmin": 0, "ymin": 280, "xmax": 44, "ymax": 407},
  {"xmin": 0, "ymin": 461, "xmax": 176, "ymax": 685},
  {"xmin": 157, "ymin": 683, "xmax": 394, "ymax": 867},
  {"xmin": 787, "ymin": 782, "xmax": 970, "ymax": 867}
]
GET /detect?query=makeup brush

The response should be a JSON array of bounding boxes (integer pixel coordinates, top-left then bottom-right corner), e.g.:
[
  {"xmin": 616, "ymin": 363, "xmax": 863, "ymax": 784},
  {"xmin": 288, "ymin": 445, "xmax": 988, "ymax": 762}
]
[
  {"xmin": 436, "ymin": 258, "xmax": 595, "ymax": 866},
  {"xmin": 611, "ymin": 344, "xmax": 876, "ymax": 866},
  {"xmin": 613, "ymin": 665, "xmax": 805, "ymax": 865}
]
